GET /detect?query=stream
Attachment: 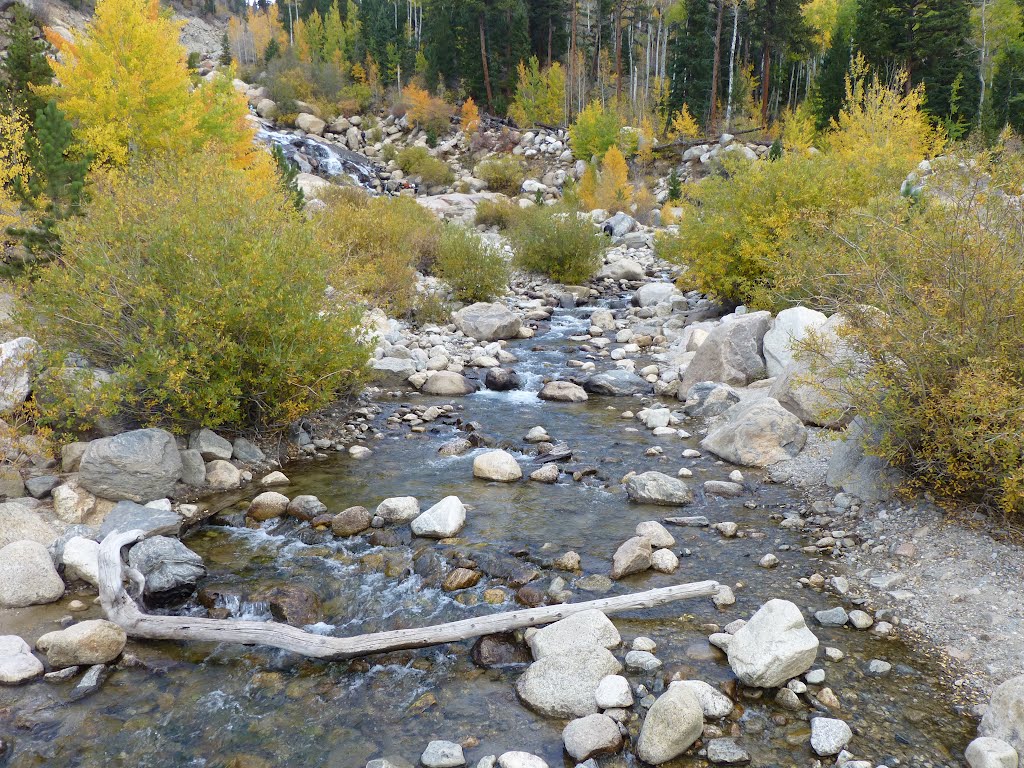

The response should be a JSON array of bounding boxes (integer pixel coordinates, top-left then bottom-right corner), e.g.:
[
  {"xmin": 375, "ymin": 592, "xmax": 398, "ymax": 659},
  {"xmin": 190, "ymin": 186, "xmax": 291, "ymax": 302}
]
[{"xmin": 0, "ymin": 294, "xmax": 975, "ymax": 767}]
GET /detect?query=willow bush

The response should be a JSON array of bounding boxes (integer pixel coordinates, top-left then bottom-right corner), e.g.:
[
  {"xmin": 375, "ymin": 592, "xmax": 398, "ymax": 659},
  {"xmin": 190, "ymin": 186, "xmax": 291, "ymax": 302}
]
[
  {"xmin": 508, "ymin": 206, "xmax": 604, "ymax": 284},
  {"xmin": 23, "ymin": 154, "xmax": 369, "ymax": 432}
]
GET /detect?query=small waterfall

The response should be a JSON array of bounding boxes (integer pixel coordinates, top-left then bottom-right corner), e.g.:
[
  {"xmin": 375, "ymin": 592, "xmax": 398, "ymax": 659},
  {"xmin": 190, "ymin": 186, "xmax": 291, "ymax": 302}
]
[{"xmin": 255, "ymin": 127, "xmax": 379, "ymax": 190}]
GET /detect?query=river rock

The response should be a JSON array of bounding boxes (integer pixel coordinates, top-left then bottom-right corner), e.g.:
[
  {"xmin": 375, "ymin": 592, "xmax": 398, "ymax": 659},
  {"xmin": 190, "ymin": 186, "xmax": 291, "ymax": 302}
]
[
  {"xmin": 421, "ymin": 741, "xmax": 465, "ymax": 768},
  {"xmin": 636, "ymin": 683, "xmax": 704, "ymax": 764},
  {"xmin": 295, "ymin": 112, "xmax": 326, "ymax": 136},
  {"xmin": 0, "ymin": 500, "xmax": 57, "ymax": 547},
  {"xmin": 515, "ymin": 645, "xmax": 622, "ymax": 718},
  {"xmin": 625, "ymin": 472, "xmax": 693, "ymax": 506},
  {"xmin": 528, "ymin": 609, "xmax": 620, "ymax": 660},
  {"xmin": 232, "ymin": 437, "xmax": 266, "ymax": 464},
  {"xmin": 248, "ymin": 491, "xmax": 290, "ymax": 521},
  {"xmin": 538, "ymin": 381, "xmax": 588, "ymax": 402},
  {"xmin": 79, "ymin": 428, "xmax": 183, "ymax": 503},
  {"xmin": 0, "ymin": 540, "xmax": 64, "ymax": 607},
  {"xmin": 250, "ymin": 584, "xmax": 322, "ymax": 626},
  {"xmin": 371, "ymin": 357, "xmax": 417, "ymax": 382},
  {"xmin": 36, "ymin": 620, "xmax": 126, "ymax": 668},
  {"xmin": 286, "ymin": 495, "xmax": 327, "ymax": 520},
  {"xmin": 530, "ymin": 464, "xmax": 559, "ymax": 483},
  {"xmin": 727, "ymin": 599, "xmax": 819, "ymax": 687},
  {"xmin": 485, "ymin": 367, "xmax": 521, "ymax": 391},
  {"xmin": 610, "ymin": 536, "xmax": 652, "ymax": 579},
  {"xmin": 636, "ymin": 520, "xmax": 675, "ymax": 548},
  {"xmin": 473, "ymin": 450, "xmax": 522, "ymax": 482},
  {"xmin": 189, "ymin": 429, "xmax": 233, "ymax": 461},
  {"xmin": 763, "ymin": 307, "xmax": 827, "ymax": 378},
  {"xmin": 584, "ymin": 370, "xmax": 653, "ymax": 396},
  {"xmin": 205, "ymin": 460, "xmax": 242, "ymax": 490},
  {"xmin": 128, "ymin": 536, "xmax": 206, "ymax": 600},
  {"xmin": 815, "ymin": 607, "xmax": 849, "ymax": 627},
  {"xmin": 681, "ymin": 381, "xmax": 741, "ymax": 417},
  {"xmin": 966, "ymin": 737, "xmax": 1019, "ymax": 768},
  {"xmin": 376, "ymin": 496, "xmax": 420, "ymax": 524},
  {"xmin": 982, "ymin": 675, "xmax": 1024, "ymax": 753},
  {"xmin": 98, "ymin": 501, "xmax": 183, "ymax": 538},
  {"xmin": 650, "ymin": 548, "xmax": 679, "ymax": 573},
  {"xmin": 331, "ymin": 506, "xmax": 373, "ymax": 536},
  {"xmin": 634, "ymin": 282, "xmax": 681, "ymax": 308},
  {"xmin": 497, "ymin": 753, "xmax": 548, "ymax": 768},
  {"xmin": 0, "ymin": 337, "xmax": 37, "ymax": 412},
  {"xmin": 598, "ymin": 258, "xmax": 644, "ymax": 282},
  {"xmin": 452, "ymin": 302, "xmax": 522, "ymax": 341},
  {"xmin": 826, "ymin": 417, "xmax": 900, "ymax": 502},
  {"xmin": 673, "ymin": 680, "xmax": 734, "ymax": 718},
  {"xmin": 0, "ymin": 635, "xmax": 43, "ymax": 685},
  {"xmin": 810, "ymin": 717, "xmax": 852, "ymax": 756},
  {"xmin": 562, "ymin": 713, "xmax": 623, "ymax": 761},
  {"xmin": 411, "ymin": 496, "xmax": 466, "ymax": 538},
  {"xmin": 62, "ymin": 536, "xmax": 100, "ymax": 585},
  {"xmin": 679, "ymin": 312, "xmax": 772, "ymax": 392},
  {"xmin": 700, "ymin": 398, "xmax": 807, "ymax": 467},
  {"xmin": 422, "ymin": 371, "xmax": 478, "ymax": 396},
  {"xmin": 706, "ymin": 738, "xmax": 751, "ymax": 765}
]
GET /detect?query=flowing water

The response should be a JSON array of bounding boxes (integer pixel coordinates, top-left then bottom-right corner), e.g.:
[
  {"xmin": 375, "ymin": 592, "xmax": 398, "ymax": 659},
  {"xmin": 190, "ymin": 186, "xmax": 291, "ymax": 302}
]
[
  {"xmin": 0, "ymin": 298, "xmax": 975, "ymax": 767},
  {"xmin": 255, "ymin": 127, "xmax": 379, "ymax": 188}
]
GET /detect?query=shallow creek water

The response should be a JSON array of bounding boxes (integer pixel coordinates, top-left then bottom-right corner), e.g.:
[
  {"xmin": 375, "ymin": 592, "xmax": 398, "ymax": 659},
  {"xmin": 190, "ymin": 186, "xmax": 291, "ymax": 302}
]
[{"xmin": 0, "ymin": 301, "xmax": 974, "ymax": 767}]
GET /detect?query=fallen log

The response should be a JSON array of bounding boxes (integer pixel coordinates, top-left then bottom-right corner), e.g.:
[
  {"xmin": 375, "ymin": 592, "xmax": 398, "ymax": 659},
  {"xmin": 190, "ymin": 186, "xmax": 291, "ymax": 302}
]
[{"xmin": 98, "ymin": 529, "xmax": 719, "ymax": 661}]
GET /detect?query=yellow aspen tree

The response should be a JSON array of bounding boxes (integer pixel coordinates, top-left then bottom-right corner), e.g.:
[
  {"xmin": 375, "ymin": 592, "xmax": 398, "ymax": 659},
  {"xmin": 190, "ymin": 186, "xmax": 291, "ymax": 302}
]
[
  {"xmin": 460, "ymin": 97, "xmax": 480, "ymax": 136},
  {"xmin": 38, "ymin": 0, "xmax": 194, "ymax": 167},
  {"xmin": 596, "ymin": 145, "xmax": 632, "ymax": 212}
]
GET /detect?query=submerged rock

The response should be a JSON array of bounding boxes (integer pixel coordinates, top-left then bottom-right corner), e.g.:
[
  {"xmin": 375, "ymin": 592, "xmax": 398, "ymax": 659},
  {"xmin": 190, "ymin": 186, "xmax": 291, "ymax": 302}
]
[
  {"xmin": 624, "ymin": 472, "xmax": 693, "ymax": 506},
  {"xmin": 538, "ymin": 381, "xmax": 588, "ymax": 402},
  {"xmin": 583, "ymin": 369, "xmax": 653, "ymax": 396}
]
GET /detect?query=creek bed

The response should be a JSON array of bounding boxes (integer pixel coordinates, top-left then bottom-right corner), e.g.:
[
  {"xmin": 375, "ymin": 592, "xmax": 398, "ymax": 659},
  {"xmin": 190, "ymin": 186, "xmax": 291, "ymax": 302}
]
[{"xmin": 0, "ymin": 300, "xmax": 974, "ymax": 767}]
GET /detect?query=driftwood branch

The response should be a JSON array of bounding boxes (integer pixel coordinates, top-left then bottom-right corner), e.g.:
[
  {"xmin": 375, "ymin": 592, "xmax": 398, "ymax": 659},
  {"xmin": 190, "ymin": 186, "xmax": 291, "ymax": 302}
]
[
  {"xmin": 98, "ymin": 530, "xmax": 720, "ymax": 661},
  {"xmin": 653, "ymin": 126, "xmax": 766, "ymax": 153}
]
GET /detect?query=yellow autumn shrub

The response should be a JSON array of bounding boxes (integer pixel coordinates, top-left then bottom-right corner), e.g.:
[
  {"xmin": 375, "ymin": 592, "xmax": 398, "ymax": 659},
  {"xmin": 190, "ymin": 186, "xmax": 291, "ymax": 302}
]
[{"xmin": 21, "ymin": 153, "xmax": 369, "ymax": 432}]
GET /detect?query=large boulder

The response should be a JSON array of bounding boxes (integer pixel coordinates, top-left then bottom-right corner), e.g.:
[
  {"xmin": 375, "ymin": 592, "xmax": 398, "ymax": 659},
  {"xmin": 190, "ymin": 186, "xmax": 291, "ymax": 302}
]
[
  {"xmin": 602, "ymin": 212, "xmax": 638, "ymax": 237},
  {"xmin": 36, "ymin": 620, "xmax": 127, "ymax": 668},
  {"xmin": 128, "ymin": 536, "xmax": 207, "ymax": 602},
  {"xmin": 62, "ymin": 536, "xmax": 100, "ymax": 585},
  {"xmin": 825, "ymin": 417, "xmax": 901, "ymax": 501},
  {"xmin": 981, "ymin": 675, "xmax": 1024, "ymax": 753},
  {"xmin": 0, "ymin": 500, "xmax": 58, "ymax": 548},
  {"xmin": 966, "ymin": 737, "xmax": 1020, "ymax": 768},
  {"xmin": 625, "ymin": 471, "xmax": 693, "ymax": 506},
  {"xmin": 0, "ymin": 337, "xmax": 38, "ymax": 413},
  {"xmin": 597, "ymin": 258, "xmax": 644, "ymax": 282},
  {"xmin": 762, "ymin": 307, "xmax": 827, "ymax": 378},
  {"xmin": 515, "ymin": 646, "xmax": 622, "ymax": 718},
  {"xmin": 371, "ymin": 356, "xmax": 417, "ymax": 383},
  {"xmin": 528, "ymin": 609, "xmax": 620, "ymax": 660},
  {"xmin": 79, "ymin": 429, "xmax": 183, "ymax": 503},
  {"xmin": 636, "ymin": 684, "xmax": 704, "ymax": 764},
  {"xmin": 727, "ymin": 599, "xmax": 819, "ymax": 687},
  {"xmin": 189, "ymin": 429, "xmax": 233, "ymax": 461},
  {"xmin": 538, "ymin": 381, "xmax": 588, "ymax": 402},
  {"xmin": 679, "ymin": 312, "xmax": 772, "ymax": 392},
  {"xmin": 97, "ymin": 500, "xmax": 184, "ymax": 539},
  {"xmin": 680, "ymin": 381, "xmax": 741, "ymax": 417},
  {"xmin": 700, "ymin": 398, "xmax": 807, "ymax": 467},
  {"xmin": 421, "ymin": 371, "xmax": 478, "ymax": 396},
  {"xmin": 452, "ymin": 302, "xmax": 522, "ymax": 341},
  {"xmin": 0, "ymin": 540, "xmax": 64, "ymax": 608},
  {"xmin": 295, "ymin": 112, "xmax": 326, "ymax": 136},
  {"xmin": 376, "ymin": 496, "xmax": 420, "ymax": 524},
  {"xmin": 473, "ymin": 450, "xmax": 522, "ymax": 482},
  {"xmin": 767, "ymin": 312, "xmax": 856, "ymax": 428},
  {"xmin": 583, "ymin": 370, "xmax": 653, "ymax": 397},
  {"xmin": 411, "ymin": 496, "xmax": 466, "ymax": 538}
]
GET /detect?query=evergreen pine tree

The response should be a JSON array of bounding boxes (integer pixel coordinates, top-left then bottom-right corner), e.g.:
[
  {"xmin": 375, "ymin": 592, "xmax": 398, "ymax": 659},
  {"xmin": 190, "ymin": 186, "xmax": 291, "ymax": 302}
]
[
  {"xmin": 667, "ymin": 168, "xmax": 682, "ymax": 200},
  {"xmin": 2, "ymin": 5, "xmax": 54, "ymax": 123},
  {"xmin": 272, "ymin": 144, "xmax": 305, "ymax": 210},
  {"xmin": 10, "ymin": 101, "xmax": 90, "ymax": 255},
  {"xmin": 668, "ymin": 0, "xmax": 715, "ymax": 125},
  {"xmin": 220, "ymin": 31, "xmax": 233, "ymax": 66},
  {"xmin": 813, "ymin": 17, "xmax": 853, "ymax": 130}
]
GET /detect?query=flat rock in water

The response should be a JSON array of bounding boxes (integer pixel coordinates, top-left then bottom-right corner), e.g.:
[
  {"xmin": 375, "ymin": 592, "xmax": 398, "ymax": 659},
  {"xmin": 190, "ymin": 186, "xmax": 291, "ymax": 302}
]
[
  {"xmin": 375, "ymin": 496, "xmax": 420, "ymax": 523},
  {"xmin": 420, "ymin": 740, "xmax": 465, "ymax": 768},
  {"xmin": 497, "ymin": 753, "xmax": 548, "ymax": 768},
  {"xmin": 625, "ymin": 472, "xmax": 693, "ymax": 506},
  {"xmin": 538, "ymin": 381, "xmax": 588, "ymax": 402},
  {"xmin": 68, "ymin": 664, "xmax": 112, "ymax": 702},
  {"xmin": 36, "ymin": 620, "xmax": 126, "ymax": 668},
  {"xmin": 706, "ymin": 738, "xmax": 751, "ymax": 765},
  {"xmin": 515, "ymin": 646, "xmax": 622, "ymax": 718},
  {"xmin": 0, "ymin": 635, "xmax": 43, "ymax": 684},
  {"xmin": 421, "ymin": 371, "xmax": 478, "ymax": 396},
  {"xmin": 583, "ymin": 370, "xmax": 653, "ymax": 396}
]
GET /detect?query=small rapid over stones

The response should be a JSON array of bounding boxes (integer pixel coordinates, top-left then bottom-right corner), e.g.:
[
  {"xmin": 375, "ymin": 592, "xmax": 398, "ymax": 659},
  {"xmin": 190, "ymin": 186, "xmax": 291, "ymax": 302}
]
[
  {"xmin": 0, "ymin": 263, "xmax": 978, "ymax": 767},
  {"xmin": 255, "ymin": 125, "xmax": 380, "ymax": 189}
]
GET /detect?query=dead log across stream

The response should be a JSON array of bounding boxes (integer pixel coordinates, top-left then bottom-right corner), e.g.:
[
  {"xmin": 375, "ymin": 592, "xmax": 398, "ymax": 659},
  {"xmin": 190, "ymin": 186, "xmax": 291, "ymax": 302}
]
[{"xmin": 98, "ymin": 529, "xmax": 720, "ymax": 661}]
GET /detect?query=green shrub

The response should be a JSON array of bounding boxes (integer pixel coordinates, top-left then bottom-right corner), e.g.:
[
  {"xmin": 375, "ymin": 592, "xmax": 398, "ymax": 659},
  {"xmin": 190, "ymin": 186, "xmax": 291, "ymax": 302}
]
[
  {"xmin": 807, "ymin": 177, "xmax": 1024, "ymax": 517},
  {"xmin": 396, "ymin": 145, "xmax": 454, "ymax": 186},
  {"xmin": 508, "ymin": 206, "xmax": 604, "ymax": 284},
  {"xmin": 474, "ymin": 198, "xmax": 519, "ymax": 229},
  {"xmin": 569, "ymin": 100, "xmax": 621, "ymax": 161},
  {"xmin": 475, "ymin": 156, "xmax": 527, "ymax": 196},
  {"xmin": 380, "ymin": 143, "xmax": 398, "ymax": 164},
  {"xmin": 433, "ymin": 225, "xmax": 510, "ymax": 302},
  {"xmin": 22, "ymin": 154, "xmax": 369, "ymax": 432},
  {"xmin": 313, "ymin": 190, "xmax": 441, "ymax": 315}
]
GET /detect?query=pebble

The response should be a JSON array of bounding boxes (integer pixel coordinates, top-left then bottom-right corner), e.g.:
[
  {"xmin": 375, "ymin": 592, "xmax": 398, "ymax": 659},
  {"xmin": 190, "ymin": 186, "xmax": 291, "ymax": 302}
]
[
  {"xmin": 712, "ymin": 586, "xmax": 736, "ymax": 608},
  {"xmin": 867, "ymin": 659, "xmax": 891, "ymax": 676},
  {"xmin": 625, "ymin": 650, "xmax": 662, "ymax": 672},
  {"xmin": 824, "ymin": 647, "xmax": 845, "ymax": 662},
  {"xmin": 758, "ymin": 553, "xmax": 779, "ymax": 568},
  {"xmin": 815, "ymin": 607, "xmax": 849, "ymax": 627},
  {"xmin": 805, "ymin": 669, "xmax": 826, "ymax": 685},
  {"xmin": 631, "ymin": 637, "xmax": 657, "ymax": 653},
  {"xmin": 848, "ymin": 610, "xmax": 874, "ymax": 629},
  {"xmin": 810, "ymin": 717, "xmax": 852, "ymax": 756}
]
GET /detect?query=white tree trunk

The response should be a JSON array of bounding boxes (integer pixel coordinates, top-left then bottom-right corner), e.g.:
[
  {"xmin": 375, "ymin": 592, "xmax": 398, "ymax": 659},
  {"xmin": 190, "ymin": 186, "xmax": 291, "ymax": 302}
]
[{"xmin": 725, "ymin": 0, "xmax": 739, "ymax": 129}]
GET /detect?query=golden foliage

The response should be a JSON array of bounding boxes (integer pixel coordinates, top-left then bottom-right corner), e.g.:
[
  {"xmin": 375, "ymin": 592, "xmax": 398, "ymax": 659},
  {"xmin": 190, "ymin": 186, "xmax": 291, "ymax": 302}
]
[
  {"xmin": 508, "ymin": 57, "xmax": 566, "ymax": 127},
  {"xmin": 569, "ymin": 100, "xmax": 622, "ymax": 161},
  {"xmin": 460, "ymin": 97, "xmax": 480, "ymax": 136},
  {"xmin": 666, "ymin": 104, "xmax": 700, "ymax": 141},
  {"xmin": 579, "ymin": 145, "xmax": 633, "ymax": 212},
  {"xmin": 404, "ymin": 84, "xmax": 453, "ymax": 138}
]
